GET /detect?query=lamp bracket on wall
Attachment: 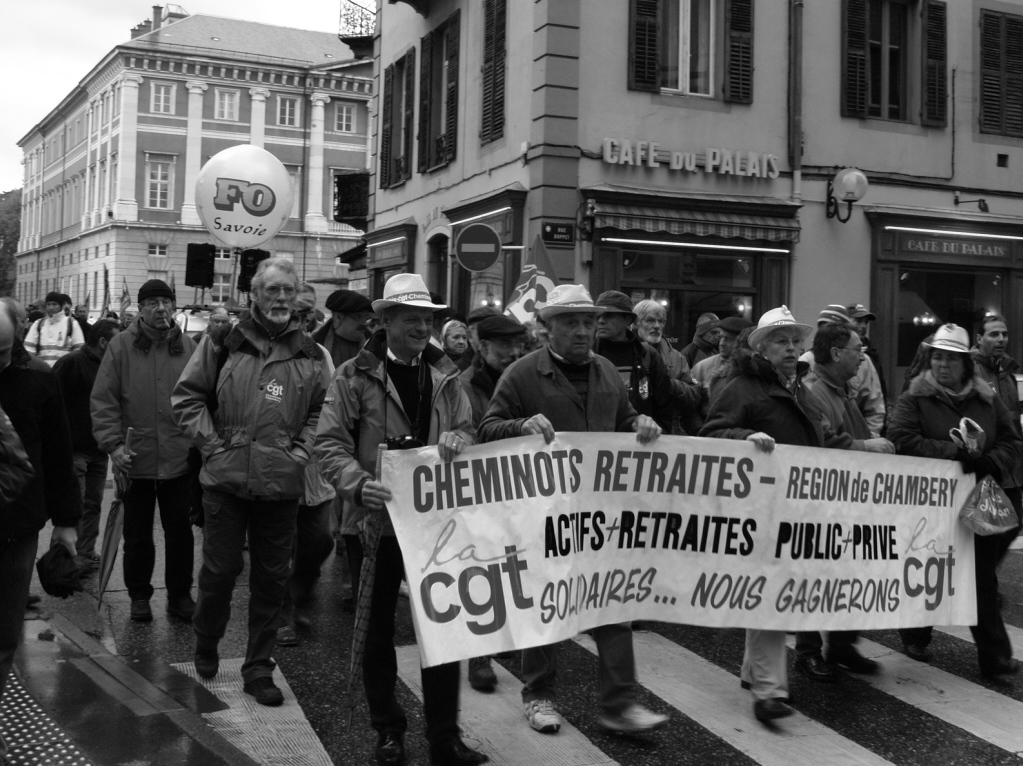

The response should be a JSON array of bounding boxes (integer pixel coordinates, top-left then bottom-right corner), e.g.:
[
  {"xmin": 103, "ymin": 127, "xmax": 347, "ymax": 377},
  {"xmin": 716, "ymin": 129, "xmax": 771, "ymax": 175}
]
[
  {"xmin": 953, "ymin": 191, "xmax": 989, "ymax": 213},
  {"xmin": 825, "ymin": 168, "xmax": 869, "ymax": 224}
]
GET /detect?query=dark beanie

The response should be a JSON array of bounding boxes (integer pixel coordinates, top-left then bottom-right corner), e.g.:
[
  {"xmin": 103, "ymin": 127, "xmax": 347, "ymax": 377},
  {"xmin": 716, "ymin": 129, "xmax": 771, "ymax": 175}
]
[
  {"xmin": 138, "ymin": 279, "xmax": 174, "ymax": 304},
  {"xmin": 45, "ymin": 291, "xmax": 63, "ymax": 304},
  {"xmin": 477, "ymin": 315, "xmax": 527, "ymax": 340},
  {"xmin": 325, "ymin": 289, "xmax": 372, "ymax": 314}
]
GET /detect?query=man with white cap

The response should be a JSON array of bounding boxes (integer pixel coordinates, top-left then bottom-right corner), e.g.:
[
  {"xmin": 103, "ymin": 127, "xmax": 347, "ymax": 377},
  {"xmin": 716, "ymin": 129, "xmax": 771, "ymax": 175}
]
[
  {"xmin": 315, "ymin": 273, "xmax": 486, "ymax": 766},
  {"xmin": 700, "ymin": 306, "xmax": 824, "ymax": 722},
  {"xmin": 479, "ymin": 284, "xmax": 669, "ymax": 736}
]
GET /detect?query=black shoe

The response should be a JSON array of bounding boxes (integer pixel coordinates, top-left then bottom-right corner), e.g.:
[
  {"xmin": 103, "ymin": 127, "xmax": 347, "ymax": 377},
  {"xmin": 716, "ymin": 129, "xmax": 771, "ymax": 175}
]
[
  {"xmin": 276, "ymin": 625, "xmax": 300, "ymax": 647},
  {"xmin": 753, "ymin": 698, "xmax": 794, "ymax": 722},
  {"xmin": 130, "ymin": 599, "xmax": 153, "ymax": 622},
  {"xmin": 167, "ymin": 594, "xmax": 196, "ymax": 622},
  {"xmin": 795, "ymin": 653, "xmax": 838, "ymax": 682},
  {"xmin": 740, "ymin": 680, "xmax": 792, "ymax": 703},
  {"xmin": 903, "ymin": 643, "xmax": 930, "ymax": 663},
  {"xmin": 468, "ymin": 656, "xmax": 497, "ymax": 691},
  {"xmin": 375, "ymin": 732, "xmax": 405, "ymax": 766},
  {"xmin": 429, "ymin": 738, "xmax": 489, "ymax": 766},
  {"xmin": 981, "ymin": 657, "xmax": 1021, "ymax": 679},
  {"xmin": 194, "ymin": 648, "xmax": 219, "ymax": 679},
  {"xmin": 826, "ymin": 647, "xmax": 879, "ymax": 675},
  {"xmin": 243, "ymin": 676, "xmax": 284, "ymax": 707},
  {"xmin": 25, "ymin": 594, "xmax": 41, "ymax": 608}
]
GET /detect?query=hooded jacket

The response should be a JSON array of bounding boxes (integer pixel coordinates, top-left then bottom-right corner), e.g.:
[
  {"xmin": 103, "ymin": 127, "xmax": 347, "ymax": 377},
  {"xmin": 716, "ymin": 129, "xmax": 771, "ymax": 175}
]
[
  {"xmin": 172, "ymin": 311, "xmax": 330, "ymax": 500},
  {"xmin": 887, "ymin": 372, "xmax": 1023, "ymax": 485},
  {"xmin": 0, "ymin": 341, "xmax": 82, "ymax": 537},
  {"xmin": 699, "ymin": 354, "xmax": 829, "ymax": 448},
  {"xmin": 91, "ymin": 318, "xmax": 196, "ymax": 479},
  {"xmin": 314, "ymin": 331, "xmax": 474, "ymax": 537},
  {"xmin": 971, "ymin": 349, "xmax": 1022, "ymax": 487}
]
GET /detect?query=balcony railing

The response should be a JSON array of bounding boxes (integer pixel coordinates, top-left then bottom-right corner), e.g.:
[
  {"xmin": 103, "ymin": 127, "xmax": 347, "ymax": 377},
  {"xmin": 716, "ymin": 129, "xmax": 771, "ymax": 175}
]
[{"xmin": 339, "ymin": 0, "xmax": 375, "ymax": 39}]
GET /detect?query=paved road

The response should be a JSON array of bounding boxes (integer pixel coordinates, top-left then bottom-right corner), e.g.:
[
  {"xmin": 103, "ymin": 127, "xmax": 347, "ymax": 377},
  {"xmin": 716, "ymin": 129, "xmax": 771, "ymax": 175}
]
[{"xmin": 4, "ymin": 483, "xmax": 1023, "ymax": 765}]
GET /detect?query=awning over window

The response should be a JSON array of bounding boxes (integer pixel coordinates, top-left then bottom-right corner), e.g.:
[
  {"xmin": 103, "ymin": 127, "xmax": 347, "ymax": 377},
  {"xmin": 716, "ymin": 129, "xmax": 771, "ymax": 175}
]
[{"xmin": 593, "ymin": 203, "xmax": 800, "ymax": 243}]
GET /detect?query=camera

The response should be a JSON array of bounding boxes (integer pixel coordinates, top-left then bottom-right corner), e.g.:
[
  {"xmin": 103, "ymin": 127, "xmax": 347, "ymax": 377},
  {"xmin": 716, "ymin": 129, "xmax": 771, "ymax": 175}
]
[{"xmin": 385, "ymin": 435, "xmax": 425, "ymax": 451}]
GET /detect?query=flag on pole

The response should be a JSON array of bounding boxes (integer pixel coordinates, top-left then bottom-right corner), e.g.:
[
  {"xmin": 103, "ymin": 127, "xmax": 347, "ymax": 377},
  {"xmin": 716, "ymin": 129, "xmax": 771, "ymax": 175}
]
[
  {"xmin": 84, "ymin": 291, "xmax": 91, "ymax": 309},
  {"xmin": 504, "ymin": 235, "xmax": 559, "ymax": 323},
  {"xmin": 120, "ymin": 278, "xmax": 131, "ymax": 317},
  {"xmin": 169, "ymin": 270, "xmax": 176, "ymax": 300},
  {"xmin": 100, "ymin": 266, "xmax": 111, "ymax": 316}
]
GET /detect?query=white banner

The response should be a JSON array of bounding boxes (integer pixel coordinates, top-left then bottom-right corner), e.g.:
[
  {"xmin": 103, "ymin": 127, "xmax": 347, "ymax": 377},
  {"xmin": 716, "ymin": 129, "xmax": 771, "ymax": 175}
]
[{"xmin": 381, "ymin": 433, "xmax": 977, "ymax": 668}]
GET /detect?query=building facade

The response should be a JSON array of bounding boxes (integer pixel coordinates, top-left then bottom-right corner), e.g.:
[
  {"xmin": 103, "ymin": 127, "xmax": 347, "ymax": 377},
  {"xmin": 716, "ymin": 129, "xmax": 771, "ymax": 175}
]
[
  {"xmin": 16, "ymin": 6, "xmax": 372, "ymax": 312},
  {"xmin": 369, "ymin": 0, "xmax": 1023, "ymax": 389}
]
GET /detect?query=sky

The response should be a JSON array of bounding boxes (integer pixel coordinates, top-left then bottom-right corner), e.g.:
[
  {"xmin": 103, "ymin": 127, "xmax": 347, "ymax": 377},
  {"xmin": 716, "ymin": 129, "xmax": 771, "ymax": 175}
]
[{"xmin": 0, "ymin": 1, "xmax": 358, "ymax": 192}]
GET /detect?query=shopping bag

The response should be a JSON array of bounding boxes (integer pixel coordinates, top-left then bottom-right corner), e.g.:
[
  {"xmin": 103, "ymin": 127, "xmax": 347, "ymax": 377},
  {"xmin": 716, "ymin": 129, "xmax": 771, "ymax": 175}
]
[{"xmin": 959, "ymin": 475, "xmax": 1019, "ymax": 536}]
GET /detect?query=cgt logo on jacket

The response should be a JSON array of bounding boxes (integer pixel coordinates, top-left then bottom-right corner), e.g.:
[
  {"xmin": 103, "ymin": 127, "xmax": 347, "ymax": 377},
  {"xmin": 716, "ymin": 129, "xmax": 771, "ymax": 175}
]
[{"xmin": 265, "ymin": 379, "xmax": 284, "ymax": 403}]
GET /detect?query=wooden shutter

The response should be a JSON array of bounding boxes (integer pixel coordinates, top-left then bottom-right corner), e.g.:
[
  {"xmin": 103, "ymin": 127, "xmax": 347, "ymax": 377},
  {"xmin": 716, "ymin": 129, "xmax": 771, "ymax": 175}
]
[
  {"xmin": 1006, "ymin": 15, "xmax": 1023, "ymax": 136},
  {"xmin": 980, "ymin": 12, "xmax": 1003, "ymax": 134},
  {"xmin": 403, "ymin": 49, "xmax": 415, "ymax": 180},
  {"xmin": 481, "ymin": 0, "xmax": 506, "ymax": 143},
  {"xmin": 921, "ymin": 1, "xmax": 947, "ymax": 127},
  {"xmin": 444, "ymin": 10, "xmax": 460, "ymax": 163},
  {"xmin": 841, "ymin": 0, "xmax": 869, "ymax": 118},
  {"xmin": 418, "ymin": 32, "xmax": 433, "ymax": 172},
  {"xmin": 723, "ymin": 0, "xmax": 754, "ymax": 104},
  {"xmin": 628, "ymin": 0, "xmax": 660, "ymax": 91},
  {"xmin": 379, "ymin": 64, "xmax": 394, "ymax": 188}
]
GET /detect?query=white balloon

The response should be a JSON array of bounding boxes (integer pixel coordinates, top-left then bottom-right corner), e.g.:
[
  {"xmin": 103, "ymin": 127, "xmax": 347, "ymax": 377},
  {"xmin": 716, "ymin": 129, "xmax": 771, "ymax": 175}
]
[{"xmin": 195, "ymin": 144, "xmax": 295, "ymax": 249}]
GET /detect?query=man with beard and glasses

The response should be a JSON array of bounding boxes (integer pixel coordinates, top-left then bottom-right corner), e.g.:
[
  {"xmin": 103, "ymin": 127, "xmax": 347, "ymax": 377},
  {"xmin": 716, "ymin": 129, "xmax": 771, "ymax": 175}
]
[
  {"xmin": 91, "ymin": 280, "xmax": 197, "ymax": 625},
  {"xmin": 172, "ymin": 258, "xmax": 331, "ymax": 707}
]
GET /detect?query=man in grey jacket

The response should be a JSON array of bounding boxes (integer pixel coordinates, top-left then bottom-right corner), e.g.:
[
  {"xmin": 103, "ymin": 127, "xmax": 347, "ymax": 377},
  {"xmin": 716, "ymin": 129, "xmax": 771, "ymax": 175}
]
[{"xmin": 172, "ymin": 257, "xmax": 331, "ymax": 707}]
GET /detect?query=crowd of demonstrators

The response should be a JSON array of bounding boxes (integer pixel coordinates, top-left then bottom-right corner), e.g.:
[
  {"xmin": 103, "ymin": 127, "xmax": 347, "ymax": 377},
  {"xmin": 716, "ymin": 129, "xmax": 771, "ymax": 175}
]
[
  {"xmin": 888, "ymin": 323, "xmax": 1023, "ymax": 678},
  {"xmin": 479, "ymin": 285, "xmax": 669, "ymax": 738},
  {"xmin": 52, "ymin": 320, "xmax": 121, "ymax": 571},
  {"xmin": 633, "ymin": 299, "xmax": 702, "ymax": 434},
  {"xmin": 23, "ymin": 291, "xmax": 85, "ymax": 366},
  {"xmin": 91, "ymin": 280, "xmax": 198, "ymax": 625},
  {"xmin": 315, "ymin": 274, "xmax": 488, "ymax": 766}
]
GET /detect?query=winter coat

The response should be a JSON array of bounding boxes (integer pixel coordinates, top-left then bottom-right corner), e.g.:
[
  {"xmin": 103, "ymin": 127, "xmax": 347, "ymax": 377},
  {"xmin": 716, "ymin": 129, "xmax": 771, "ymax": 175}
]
[
  {"xmin": 91, "ymin": 319, "xmax": 197, "ymax": 479},
  {"xmin": 800, "ymin": 350, "xmax": 886, "ymax": 437},
  {"xmin": 459, "ymin": 360, "xmax": 499, "ymax": 428},
  {"xmin": 651, "ymin": 337, "xmax": 702, "ymax": 435},
  {"xmin": 0, "ymin": 342, "xmax": 82, "ymax": 537},
  {"xmin": 808, "ymin": 364, "xmax": 873, "ymax": 451},
  {"xmin": 312, "ymin": 322, "xmax": 365, "ymax": 369},
  {"xmin": 52, "ymin": 345, "xmax": 104, "ymax": 452},
  {"xmin": 699, "ymin": 354, "xmax": 828, "ymax": 448},
  {"xmin": 0, "ymin": 401, "xmax": 34, "ymax": 508},
  {"xmin": 682, "ymin": 333, "xmax": 717, "ymax": 369},
  {"xmin": 971, "ymin": 349, "xmax": 1022, "ymax": 487},
  {"xmin": 594, "ymin": 332, "xmax": 674, "ymax": 433},
  {"xmin": 172, "ymin": 312, "xmax": 331, "ymax": 500},
  {"xmin": 887, "ymin": 372, "xmax": 1023, "ymax": 485},
  {"xmin": 314, "ymin": 332, "xmax": 474, "ymax": 537},
  {"xmin": 478, "ymin": 346, "xmax": 639, "ymax": 442}
]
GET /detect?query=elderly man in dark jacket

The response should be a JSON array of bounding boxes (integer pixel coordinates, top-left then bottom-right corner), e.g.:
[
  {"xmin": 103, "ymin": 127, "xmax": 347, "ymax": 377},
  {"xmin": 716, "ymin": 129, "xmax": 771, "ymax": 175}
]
[
  {"xmin": 92, "ymin": 280, "xmax": 198, "ymax": 625},
  {"xmin": 0, "ymin": 306, "xmax": 81, "ymax": 765},
  {"xmin": 479, "ymin": 284, "xmax": 668, "ymax": 738},
  {"xmin": 313, "ymin": 288, "xmax": 373, "ymax": 368}
]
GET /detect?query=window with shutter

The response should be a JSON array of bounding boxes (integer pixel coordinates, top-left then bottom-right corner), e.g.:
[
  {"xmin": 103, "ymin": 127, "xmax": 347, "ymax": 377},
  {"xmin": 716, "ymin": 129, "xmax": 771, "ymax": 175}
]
[
  {"xmin": 481, "ymin": 0, "xmax": 506, "ymax": 144},
  {"xmin": 980, "ymin": 10, "xmax": 1023, "ymax": 137},
  {"xmin": 379, "ymin": 65, "xmax": 394, "ymax": 188},
  {"xmin": 402, "ymin": 49, "xmax": 415, "ymax": 181},
  {"xmin": 418, "ymin": 11, "xmax": 460, "ymax": 171},
  {"xmin": 723, "ymin": 0, "xmax": 754, "ymax": 104},
  {"xmin": 628, "ymin": 0, "xmax": 660, "ymax": 91},
  {"xmin": 920, "ymin": 0, "xmax": 947, "ymax": 127},
  {"xmin": 841, "ymin": 0, "xmax": 869, "ymax": 118}
]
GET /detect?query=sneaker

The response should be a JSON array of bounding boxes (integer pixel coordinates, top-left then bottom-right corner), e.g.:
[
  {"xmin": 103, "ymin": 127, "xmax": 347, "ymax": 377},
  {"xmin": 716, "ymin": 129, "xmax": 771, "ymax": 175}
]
[
  {"xmin": 597, "ymin": 702, "xmax": 669, "ymax": 733},
  {"xmin": 166, "ymin": 595, "xmax": 196, "ymax": 622},
  {"xmin": 524, "ymin": 699, "xmax": 561, "ymax": 733},
  {"xmin": 468, "ymin": 656, "xmax": 497, "ymax": 691},
  {"xmin": 276, "ymin": 625, "xmax": 299, "ymax": 647},
  {"xmin": 194, "ymin": 647, "xmax": 219, "ymax": 679},
  {"xmin": 244, "ymin": 676, "xmax": 284, "ymax": 707},
  {"xmin": 130, "ymin": 599, "xmax": 153, "ymax": 623}
]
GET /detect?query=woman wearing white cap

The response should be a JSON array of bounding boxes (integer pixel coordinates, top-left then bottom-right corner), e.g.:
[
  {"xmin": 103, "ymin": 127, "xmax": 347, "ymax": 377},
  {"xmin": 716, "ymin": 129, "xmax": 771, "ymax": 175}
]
[
  {"xmin": 699, "ymin": 306, "xmax": 824, "ymax": 722},
  {"xmin": 887, "ymin": 323, "xmax": 1023, "ymax": 678}
]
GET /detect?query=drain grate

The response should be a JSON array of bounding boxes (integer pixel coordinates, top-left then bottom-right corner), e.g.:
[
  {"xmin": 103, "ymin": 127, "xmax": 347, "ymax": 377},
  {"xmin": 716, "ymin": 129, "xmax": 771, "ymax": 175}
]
[{"xmin": 0, "ymin": 675, "xmax": 92, "ymax": 765}]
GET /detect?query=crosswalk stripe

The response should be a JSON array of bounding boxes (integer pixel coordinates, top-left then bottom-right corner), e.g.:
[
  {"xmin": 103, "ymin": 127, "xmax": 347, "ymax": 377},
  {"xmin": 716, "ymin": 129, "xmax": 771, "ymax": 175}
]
[
  {"xmin": 395, "ymin": 645, "xmax": 619, "ymax": 765},
  {"xmin": 787, "ymin": 636, "xmax": 1023, "ymax": 754},
  {"xmin": 937, "ymin": 622, "xmax": 1023, "ymax": 659},
  {"xmin": 576, "ymin": 632, "xmax": 894, "ymax": 766}
]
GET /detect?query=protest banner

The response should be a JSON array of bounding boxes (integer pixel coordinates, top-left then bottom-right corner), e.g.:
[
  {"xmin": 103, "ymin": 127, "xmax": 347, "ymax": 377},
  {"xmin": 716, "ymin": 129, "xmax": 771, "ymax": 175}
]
[{"xmin": 380, "ymin": 433, "xmax": 977, "ymax": 668}]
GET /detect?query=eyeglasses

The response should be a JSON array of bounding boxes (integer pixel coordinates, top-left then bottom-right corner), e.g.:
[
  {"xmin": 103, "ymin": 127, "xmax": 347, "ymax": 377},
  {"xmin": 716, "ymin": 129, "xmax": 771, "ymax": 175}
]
[
  {"xmin": 141, "ymin": 298, "xmax": 173, "ymax": 309},
  {"xmin": 837, "ymin": 344, "xmax": 864, "ymax": 354},
  {"xmin": 262, "ymin": 284, "xmax": 297, "ymax": 297}
]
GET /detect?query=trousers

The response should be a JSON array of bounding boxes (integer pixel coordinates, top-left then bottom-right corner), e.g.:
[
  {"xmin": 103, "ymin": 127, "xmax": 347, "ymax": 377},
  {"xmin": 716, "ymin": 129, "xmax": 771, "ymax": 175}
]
[
  {"xmin": 121, "ymin": 473, "xmax": 194, "ymax": 601},
  {"xmin": 0, "ymin": 533, "xmax": 38, "ymax": 764}
]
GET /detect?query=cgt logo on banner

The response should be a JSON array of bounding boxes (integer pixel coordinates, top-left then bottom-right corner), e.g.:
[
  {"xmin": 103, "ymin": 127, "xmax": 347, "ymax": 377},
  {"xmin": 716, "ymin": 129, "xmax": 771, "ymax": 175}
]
[{"xmin": 381, "ymin": 433, "xmax": 977, "ymax": 668}]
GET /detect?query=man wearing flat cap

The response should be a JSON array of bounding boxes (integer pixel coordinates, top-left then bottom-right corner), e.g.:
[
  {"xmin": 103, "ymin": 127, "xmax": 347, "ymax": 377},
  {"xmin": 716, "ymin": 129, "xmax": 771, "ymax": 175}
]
[
  {"xmin": 479, "ymin": 284, "xmax": 668, "ymax": 737},
  {"xmin": 314, "ymin": 288, "xmax": 374, "ymax": 368},
  {"xmin": 91, "ymin": 279, "xmax": 198, "ymax": 625},
  {"xmin": 24, "ymin": 290, "xmax": 84, "ymax": 366},
  {"xmin": 315, "ymin": 273, "xmax": 486, "ymax": 766},
  {"xmin": 848, "ymin": 303, "xmax": 888, "ymax": 403}
]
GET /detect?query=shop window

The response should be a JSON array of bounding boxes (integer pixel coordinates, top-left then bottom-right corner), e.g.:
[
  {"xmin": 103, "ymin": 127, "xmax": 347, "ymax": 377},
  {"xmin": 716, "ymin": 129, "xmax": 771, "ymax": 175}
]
[
  {"xmin": 980, "ymin": 8, "xmax": 1023, "ymax": 137},
  {"xmin": 480, "ymin": 0, "xmax": 506, "ymax": 144},
  {"xmin": 380, "ymin": 49, "xmax": 415, "ymax": 188},
  {"xmin": 418, "ymin": 10, "xmax": 460, "ymax": 171},
  {"xmin": 628, "ymin": 0, "xmax": 753, "ymax": 104},
  {"xmin": 842, "ymin": 0, "xmax": 947, "ymax": 126}
]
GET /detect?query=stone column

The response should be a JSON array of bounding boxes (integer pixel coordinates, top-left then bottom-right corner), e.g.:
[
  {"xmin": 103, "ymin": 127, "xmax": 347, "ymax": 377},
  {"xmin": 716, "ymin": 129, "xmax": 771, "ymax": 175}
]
[
  {"xmin": 180, "ymin": 81, "xmax": 208, "ymax": 225},
  {"xmin": 81, "ymin": 104, "xmax": 94, "ymax": 228},
  {"xmin": 249, "ymin": 88, "xmax": 270, "ymax": 148},
  {"xmin": 113, "ymin": 74, "xmax": 143, "ymax": 221},
  {"xmin": 304, "ymin": 91, "xmax": 330, "ymax": 233}
]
